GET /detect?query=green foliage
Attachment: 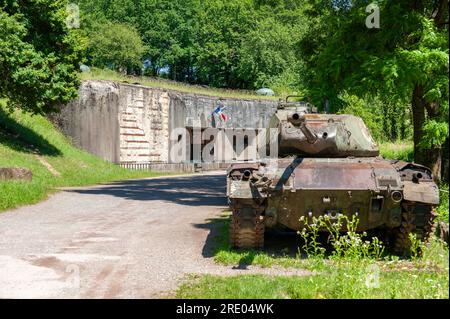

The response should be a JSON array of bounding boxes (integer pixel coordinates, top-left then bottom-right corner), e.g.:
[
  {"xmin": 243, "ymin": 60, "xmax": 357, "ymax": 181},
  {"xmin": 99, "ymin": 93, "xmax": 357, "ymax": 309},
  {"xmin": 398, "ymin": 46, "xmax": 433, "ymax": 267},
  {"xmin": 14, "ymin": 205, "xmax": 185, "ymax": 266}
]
[
  {"xmin": 332, "ymin": 92, "xmax": 413, "ymax": 143},
  {"xmin": 87, "ymin": 22, "xmax": 144, "ymax": 74},
  {"xmin": 178, "ymin": 237, "xmax": 449, "ymax": 299},
  {"xmin": 0, "ymin": 0, "xmax": 86, "ymax": 114},
  {"xmin": 236, "ymin": 14, "xmax": 306, "ymax": 92},
  {"xmin": 81, "ymin": 67, "xmax": 278, "ymax": 101},
  {"xmin": 419, "ymin": 120, "xmax": 449, "ymax": 149},
  {"xmin": 436, "ymin": 184, "xmax": 449, "ymax": 224},
  {"xmin": 77, "ymin": 0, "xmax": 307, "ymax": 92},
  {"xmin": 176, "ymin": 264, "xmax": 448, "ymax": 299},
  {"xmin": 178, "ymin": 215, "xmax": 449, "ymax": 299},
  {"xmin": 301, "ymin": 0, "xmax": 449, "ymax": 166}
]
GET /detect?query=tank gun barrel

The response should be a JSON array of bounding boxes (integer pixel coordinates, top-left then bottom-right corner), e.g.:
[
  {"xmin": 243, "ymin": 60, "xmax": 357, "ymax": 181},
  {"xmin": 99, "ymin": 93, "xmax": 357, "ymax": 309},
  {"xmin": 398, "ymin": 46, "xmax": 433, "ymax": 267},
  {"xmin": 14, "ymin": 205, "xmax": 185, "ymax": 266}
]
[
  {"xmin": 289, "ymin": 113, "xmax": 318, "ymax": 144},
  {"xmin": 300, "ymin": 122, "xmax": 318, "ymax": 144}
]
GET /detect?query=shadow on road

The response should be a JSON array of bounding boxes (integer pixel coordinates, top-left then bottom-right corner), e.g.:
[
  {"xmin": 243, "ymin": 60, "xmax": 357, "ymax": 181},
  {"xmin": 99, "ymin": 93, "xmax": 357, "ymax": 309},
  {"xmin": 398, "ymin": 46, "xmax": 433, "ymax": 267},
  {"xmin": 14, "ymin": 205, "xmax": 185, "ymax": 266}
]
[{"xmin": 66, "ymin": 173, "xmax": 227, "ymax": 207}]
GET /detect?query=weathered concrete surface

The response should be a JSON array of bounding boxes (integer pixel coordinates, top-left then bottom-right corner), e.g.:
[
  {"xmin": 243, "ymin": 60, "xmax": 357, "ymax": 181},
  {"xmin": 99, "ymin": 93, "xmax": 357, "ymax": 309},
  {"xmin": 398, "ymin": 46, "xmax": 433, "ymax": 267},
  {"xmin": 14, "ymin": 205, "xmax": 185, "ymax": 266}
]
[
  {"xmin": 169, "ymin": 90, "xmax": 278, "ymax": 130},
  {"xmin": 56, "ymin": 81, "xmax": 278, "ymax": 164},
  {"xmin": 0, "ymin": 172, "xmax": 309, "ymax": 299},
  {"xmin": 55, "ymin": 81, "xmax": 120, "ymax": 163},
  {"xmin": 118, "ymin": 84, "xmax": 170, "ymax": 163},
  {"xmin": 0, "ymin": 168, "xmax": 33, "ymax": 181}
]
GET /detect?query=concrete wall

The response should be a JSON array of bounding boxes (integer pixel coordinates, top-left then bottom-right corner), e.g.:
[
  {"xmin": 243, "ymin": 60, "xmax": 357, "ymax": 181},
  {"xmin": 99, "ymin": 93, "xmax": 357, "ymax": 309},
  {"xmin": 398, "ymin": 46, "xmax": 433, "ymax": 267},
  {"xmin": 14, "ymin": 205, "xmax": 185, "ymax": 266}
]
[
  {"xmin": 57, "ymin": 80, "xmax": 278, "ymax": 164},
  {"xmin": 57, "ymin": 81, "xmax": 120, "ymax": 163},
  {"xmin": 169, "ymin": 92, "xmax": 277, "ymax": 130}
]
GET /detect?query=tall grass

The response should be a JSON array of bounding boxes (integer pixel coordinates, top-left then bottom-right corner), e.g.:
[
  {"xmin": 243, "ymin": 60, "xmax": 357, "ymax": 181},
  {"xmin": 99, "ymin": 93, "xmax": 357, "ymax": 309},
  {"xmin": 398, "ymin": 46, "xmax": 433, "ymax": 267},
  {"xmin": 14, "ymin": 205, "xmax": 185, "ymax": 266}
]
[{"xmin": 379, "ymin": 141, "xmax": 414, "ymax": 161}]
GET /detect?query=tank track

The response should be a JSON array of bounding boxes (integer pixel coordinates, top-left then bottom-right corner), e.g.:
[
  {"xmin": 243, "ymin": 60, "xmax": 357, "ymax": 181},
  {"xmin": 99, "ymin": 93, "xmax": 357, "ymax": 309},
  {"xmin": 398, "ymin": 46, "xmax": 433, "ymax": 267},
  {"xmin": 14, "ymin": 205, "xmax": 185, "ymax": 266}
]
[
  {"xmin": 392, "ymin": 203, "xmax": 437, "ymax": 256},
  {"xmin": 229, "ymin": 206, "xmax": 265, "ymax": 250}
]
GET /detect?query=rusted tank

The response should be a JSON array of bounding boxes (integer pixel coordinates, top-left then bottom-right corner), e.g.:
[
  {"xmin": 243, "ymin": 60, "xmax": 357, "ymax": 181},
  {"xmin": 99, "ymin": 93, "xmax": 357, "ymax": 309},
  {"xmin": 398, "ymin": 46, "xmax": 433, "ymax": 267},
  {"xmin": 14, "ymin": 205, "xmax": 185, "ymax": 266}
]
[{"xmin": 227, "ymin": 98, "xmax": 439, "ymax": 254}]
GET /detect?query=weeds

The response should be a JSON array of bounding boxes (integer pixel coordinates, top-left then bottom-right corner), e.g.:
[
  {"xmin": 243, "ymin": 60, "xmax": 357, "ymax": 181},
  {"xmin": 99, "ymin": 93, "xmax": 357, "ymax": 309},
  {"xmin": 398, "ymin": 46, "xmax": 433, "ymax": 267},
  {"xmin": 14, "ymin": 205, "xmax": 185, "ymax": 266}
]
[
  {"xmin": 299, "ymin": 214, "xmax": 385, "ymax": 260},
  {"xmin": 409, "ymin": 233, "xmax": 427, "ymax": 260},
  {"xmin": 298, "ymin": 216, "xmax": 325, "ymax": 258}
]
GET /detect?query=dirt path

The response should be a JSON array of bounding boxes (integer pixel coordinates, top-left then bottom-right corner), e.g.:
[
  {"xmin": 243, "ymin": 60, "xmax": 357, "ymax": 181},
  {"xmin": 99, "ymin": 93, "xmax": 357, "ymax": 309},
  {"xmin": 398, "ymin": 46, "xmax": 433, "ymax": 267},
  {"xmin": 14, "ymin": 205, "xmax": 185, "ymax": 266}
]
[{"xmin": 0, "ymin": 172, "xmax": 308, "ymax": 299}]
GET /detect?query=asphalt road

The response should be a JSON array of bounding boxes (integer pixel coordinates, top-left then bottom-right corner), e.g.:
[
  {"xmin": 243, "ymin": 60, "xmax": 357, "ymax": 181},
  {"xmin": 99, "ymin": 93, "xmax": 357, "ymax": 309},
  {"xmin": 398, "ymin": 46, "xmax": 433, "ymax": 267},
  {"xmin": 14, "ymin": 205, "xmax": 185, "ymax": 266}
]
[{"xmin": 0, "ymin": 171, "xmax": 307, "ymax": 299}]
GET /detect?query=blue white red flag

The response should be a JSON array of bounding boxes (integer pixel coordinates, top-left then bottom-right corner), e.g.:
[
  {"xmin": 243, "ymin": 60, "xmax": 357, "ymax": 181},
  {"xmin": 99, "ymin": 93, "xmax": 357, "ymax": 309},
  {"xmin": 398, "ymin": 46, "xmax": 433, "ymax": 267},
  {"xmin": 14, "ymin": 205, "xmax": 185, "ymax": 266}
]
[{"xmin": 213, "ymin": 105, "xmax": 228, "ymax": 121}]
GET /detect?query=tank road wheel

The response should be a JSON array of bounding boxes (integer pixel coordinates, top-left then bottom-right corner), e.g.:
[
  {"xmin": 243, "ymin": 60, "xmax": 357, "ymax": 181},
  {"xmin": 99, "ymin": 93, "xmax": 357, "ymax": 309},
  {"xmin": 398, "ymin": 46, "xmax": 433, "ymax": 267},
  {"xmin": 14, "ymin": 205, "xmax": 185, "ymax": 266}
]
[
  {"xmin": 392, "ymin": 208, "xmax": 415, "ymax": 255},
  {"xmin": 229, "ymin": 206, "xmax": 265, "ymax": 250},
  {"xmin": 392, "ymin": 204, "xmax": 437, "ymax": 256},
  {"xmin": 414, "ymin": 210, "xmax": 437, "ymax": 244}
]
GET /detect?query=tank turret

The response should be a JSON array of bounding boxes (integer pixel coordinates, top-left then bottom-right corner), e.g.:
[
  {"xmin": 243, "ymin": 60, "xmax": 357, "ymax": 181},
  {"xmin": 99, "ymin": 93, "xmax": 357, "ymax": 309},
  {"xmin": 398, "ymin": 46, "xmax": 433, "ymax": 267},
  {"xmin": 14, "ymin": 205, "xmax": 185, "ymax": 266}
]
[{"xmin": 268, "ymin": 97, "xmax": 379, "ymax": 157}]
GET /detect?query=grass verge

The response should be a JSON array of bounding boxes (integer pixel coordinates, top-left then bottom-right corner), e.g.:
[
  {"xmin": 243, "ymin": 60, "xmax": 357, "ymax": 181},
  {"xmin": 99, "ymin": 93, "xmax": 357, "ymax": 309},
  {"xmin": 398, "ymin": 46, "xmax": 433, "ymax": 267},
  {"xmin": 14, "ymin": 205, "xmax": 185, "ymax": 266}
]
[
  {"xmin": 0, "ymin": 101, "xmax": 164, "ymax": 212},
  {"xmin": 175, "ymin": 214, "xmax": 449, "ymax": 299},
  {"xmin": 81, "ymin": 68, "xmax": 279, "ymax": 101},
  {"xmin": 177, "ymin": 259, "xmax": 448, "ymax": 299}
]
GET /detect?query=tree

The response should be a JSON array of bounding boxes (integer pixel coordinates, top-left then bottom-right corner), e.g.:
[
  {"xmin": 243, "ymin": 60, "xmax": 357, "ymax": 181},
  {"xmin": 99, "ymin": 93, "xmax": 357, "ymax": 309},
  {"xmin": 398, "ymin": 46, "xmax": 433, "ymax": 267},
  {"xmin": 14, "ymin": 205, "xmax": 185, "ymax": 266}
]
[
  {"xmin": 0, "ymin": 0, "xmax": 86, "ymax": 114},
  {"xmin": 77, "ymin": 0, "xmax": 309, "ymax": 90},
  {"xmin": 88, "ymin": 22, "xmax": 144, "ymax": 74},
  {"xmin": 194, "ymin": 0, "xmax": 256, "ymax": 88},
  {"xmin": 302, "ymin": 0, "xmax": 449, "ymax": 180},
  {"xmin": 79, "ymin": 0, "xmax": 201, "ymax": 80},
  {"xmin": 236, "ymin": 3, "xmax": 306, "ymax": 92}
]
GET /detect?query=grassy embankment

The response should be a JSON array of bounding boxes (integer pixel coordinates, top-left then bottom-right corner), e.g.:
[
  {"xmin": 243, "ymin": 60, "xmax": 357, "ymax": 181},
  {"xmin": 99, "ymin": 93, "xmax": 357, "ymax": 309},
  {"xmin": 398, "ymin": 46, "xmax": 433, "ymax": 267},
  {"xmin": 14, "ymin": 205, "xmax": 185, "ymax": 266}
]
[
  {"xmin": 0, "ymin": 100, "xmax": 163, "ymax": 212},
  {"xmin": 81, "ymin": 68, "xmax": 280, "ymax": 101}
]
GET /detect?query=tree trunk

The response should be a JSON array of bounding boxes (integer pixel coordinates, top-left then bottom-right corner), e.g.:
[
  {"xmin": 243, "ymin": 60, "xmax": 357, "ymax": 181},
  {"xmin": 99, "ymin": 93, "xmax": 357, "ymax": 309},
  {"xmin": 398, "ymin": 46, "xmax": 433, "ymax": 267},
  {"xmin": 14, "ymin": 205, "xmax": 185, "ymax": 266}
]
[
  {"xmin": 389, "ymin": 103, "xmax": 398, "ymax": 141},
  {"xmin": 411, "ymin": 84, "xmax": 442, "ymax": 182},
  {"xmin": 399, "ymin": 105, "xmax": 407, "ymax": 140},
  {"xmin": 382, "ymin": 101, "xmax": 389, "ymax": 140}
]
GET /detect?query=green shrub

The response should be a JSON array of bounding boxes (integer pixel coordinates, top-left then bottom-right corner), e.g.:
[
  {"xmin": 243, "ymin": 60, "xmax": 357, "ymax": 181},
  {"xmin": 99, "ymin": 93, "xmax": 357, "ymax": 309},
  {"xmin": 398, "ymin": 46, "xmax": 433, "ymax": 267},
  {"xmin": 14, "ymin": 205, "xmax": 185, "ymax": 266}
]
[{"xmin": 436, "ymin": 184, "xmax": 449, "ymax": 223}]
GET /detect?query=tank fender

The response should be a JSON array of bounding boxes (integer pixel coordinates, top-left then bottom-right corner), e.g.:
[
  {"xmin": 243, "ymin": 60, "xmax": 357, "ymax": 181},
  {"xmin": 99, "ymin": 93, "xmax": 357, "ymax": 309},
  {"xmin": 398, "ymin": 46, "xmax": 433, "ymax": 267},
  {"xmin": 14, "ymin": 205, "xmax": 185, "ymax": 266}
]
[{"xmin": 403, "ymin": 181, "xmax": 439, "ymax": 205}]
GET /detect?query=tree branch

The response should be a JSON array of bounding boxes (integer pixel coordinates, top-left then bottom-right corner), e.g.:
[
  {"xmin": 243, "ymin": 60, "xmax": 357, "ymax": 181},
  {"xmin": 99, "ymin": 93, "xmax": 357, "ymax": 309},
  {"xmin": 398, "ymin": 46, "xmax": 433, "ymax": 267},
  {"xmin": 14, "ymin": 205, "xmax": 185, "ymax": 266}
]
[{"xmin": 432, "ymin": 0, "xmax": 449, "ymax": 28}]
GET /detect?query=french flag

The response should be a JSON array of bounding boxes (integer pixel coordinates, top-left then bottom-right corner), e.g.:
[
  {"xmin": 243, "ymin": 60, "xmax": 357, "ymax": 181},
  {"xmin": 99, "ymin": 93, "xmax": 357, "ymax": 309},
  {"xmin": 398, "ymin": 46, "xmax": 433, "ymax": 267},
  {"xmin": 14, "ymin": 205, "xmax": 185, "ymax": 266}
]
[{"xmin": 213, "ymin": 105, "xmax": 228, "ymax": 122}]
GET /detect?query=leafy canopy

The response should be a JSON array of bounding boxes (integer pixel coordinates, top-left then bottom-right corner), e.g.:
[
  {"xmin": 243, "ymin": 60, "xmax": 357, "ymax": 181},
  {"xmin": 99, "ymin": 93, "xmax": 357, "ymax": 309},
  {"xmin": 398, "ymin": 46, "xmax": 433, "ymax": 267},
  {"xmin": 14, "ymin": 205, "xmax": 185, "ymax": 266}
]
[
  {"xmin": 77, "ymin": 0, "xmax": 307, "ymax": 91},
  {"xmin": 88, "ymin": 21, "xmax": 144, "ymax": 74},
  {"xmin": 302, "ymin": 0, "xmax": 449, "ymax": 149},
  {"xmin": 0, "ymin": 0, "xmax": 86, "ymax": 114}
]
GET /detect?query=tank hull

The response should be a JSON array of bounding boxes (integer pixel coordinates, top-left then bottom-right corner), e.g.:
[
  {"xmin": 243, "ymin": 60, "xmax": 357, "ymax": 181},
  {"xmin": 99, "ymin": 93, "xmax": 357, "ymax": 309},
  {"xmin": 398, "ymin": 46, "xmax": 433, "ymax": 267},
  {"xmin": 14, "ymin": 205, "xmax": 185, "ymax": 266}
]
[{"xmin": 227, "ymin": 157, "xmax": 439, "ymax": 251}]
